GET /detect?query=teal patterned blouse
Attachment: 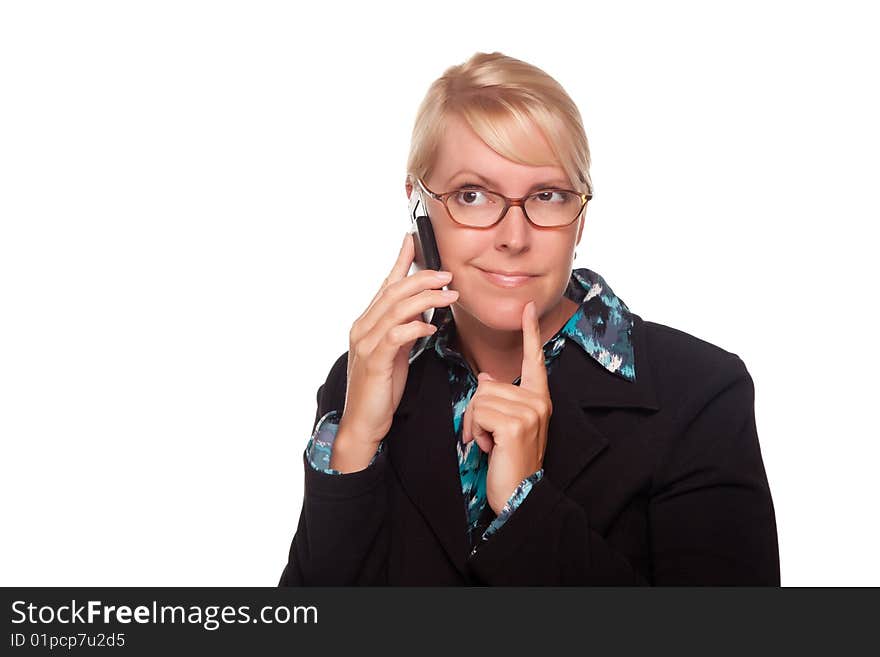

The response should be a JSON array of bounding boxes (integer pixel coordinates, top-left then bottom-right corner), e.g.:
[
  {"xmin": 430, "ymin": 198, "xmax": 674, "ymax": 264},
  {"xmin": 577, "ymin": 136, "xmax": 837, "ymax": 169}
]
[{"xmin": 305, "ymin": 267, "xmax": 638, "ymax": 556}]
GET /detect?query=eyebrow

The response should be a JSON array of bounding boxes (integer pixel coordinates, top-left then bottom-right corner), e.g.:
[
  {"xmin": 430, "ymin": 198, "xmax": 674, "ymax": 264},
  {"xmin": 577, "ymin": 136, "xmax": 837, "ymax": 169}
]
[{"xmin": 445, "ymin": 170, "xmax": 571, "ymax": 192}]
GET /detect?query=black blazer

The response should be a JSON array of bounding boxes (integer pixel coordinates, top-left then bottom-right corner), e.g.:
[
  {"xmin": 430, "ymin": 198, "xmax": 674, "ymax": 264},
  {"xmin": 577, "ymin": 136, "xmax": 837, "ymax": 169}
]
[{"xmin": 279, "ymin": 313, "xmax": 780, "ymax": 586}]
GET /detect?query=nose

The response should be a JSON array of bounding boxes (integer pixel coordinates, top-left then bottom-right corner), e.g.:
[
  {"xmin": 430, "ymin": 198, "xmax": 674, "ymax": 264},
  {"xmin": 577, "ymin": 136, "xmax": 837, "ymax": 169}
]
[{"xmin": 494, "ymin": 204, "xmax": 531, "ymax": 253}]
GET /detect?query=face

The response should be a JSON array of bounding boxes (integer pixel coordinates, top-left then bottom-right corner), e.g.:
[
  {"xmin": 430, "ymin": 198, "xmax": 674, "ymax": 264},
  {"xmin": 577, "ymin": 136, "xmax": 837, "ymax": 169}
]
[{"xmin": 406, "ymin": 113, "xmax": 585, "ymax": 333}]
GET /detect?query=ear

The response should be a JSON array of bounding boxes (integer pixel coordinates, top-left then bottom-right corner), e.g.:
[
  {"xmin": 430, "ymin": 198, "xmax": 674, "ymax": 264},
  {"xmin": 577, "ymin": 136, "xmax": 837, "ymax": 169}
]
[{"xmin": 405, "ymin": 178, "xmax": 413, "ymax": 200}]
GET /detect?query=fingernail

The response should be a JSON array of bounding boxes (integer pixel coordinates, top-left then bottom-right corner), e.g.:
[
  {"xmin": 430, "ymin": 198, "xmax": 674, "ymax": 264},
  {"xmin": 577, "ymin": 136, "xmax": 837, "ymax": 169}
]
[{"xmin": 435, "ymin": 271, "xmax": 452, "ymax": 281}]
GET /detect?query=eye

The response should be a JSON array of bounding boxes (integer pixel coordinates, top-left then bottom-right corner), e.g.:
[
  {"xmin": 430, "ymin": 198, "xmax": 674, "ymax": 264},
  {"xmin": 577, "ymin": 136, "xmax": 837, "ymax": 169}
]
[
  {"xmin": 452, "ymin": 187, "xmax": 491, "ymax": 206},
  {"xmin": 533, "ymin": 190, "xmax": 568, "ymax": 203}
]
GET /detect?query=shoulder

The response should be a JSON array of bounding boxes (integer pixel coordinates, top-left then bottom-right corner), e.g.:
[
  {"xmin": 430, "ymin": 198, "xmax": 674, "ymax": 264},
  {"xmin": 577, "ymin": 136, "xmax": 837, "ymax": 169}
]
[
  {"xmin": 326, "ymin": 349, "xmax": 350, "ymax": 382},
  {"xmin": 636, "ymin": 315, "xmax": 753, "ymax": 413},
  {"xmin": 317, "ymin": 350, "xmax": 350, "ymax": 411},
  {"xmin": 641, "ymin": 316, "xmax": 744, "ymax": 370}
]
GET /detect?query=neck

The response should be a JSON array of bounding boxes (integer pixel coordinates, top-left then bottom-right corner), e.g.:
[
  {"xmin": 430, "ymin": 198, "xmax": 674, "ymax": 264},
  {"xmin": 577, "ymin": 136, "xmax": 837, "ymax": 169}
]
[{"xmin": 451, "ymin": 296, "xmax": 578, "ymax": 384}]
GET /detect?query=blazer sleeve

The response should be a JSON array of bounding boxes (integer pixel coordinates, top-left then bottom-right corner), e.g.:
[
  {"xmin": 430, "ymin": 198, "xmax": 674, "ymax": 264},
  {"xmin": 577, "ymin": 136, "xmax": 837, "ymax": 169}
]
[
  {"xmin": 465, "ymin": 355, "xmax": 780, "ymax": 586},
  {"xmin": 305, "ymin": 410, "xmax": 384, "ymax": 475},
  {"xmin": 475, "ymin": 468, "xmax": 544, "ymax": 550},
  {"xmin": 278, "ymin": 353, "xmax": 390, "ymax": 586}
]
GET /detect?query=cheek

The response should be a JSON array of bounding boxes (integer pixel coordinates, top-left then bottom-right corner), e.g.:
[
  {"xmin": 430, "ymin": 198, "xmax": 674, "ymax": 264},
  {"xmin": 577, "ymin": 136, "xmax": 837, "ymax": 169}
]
[{"xmin": 434, "ymin": 231, "xmax": 484, "ymax": 276}]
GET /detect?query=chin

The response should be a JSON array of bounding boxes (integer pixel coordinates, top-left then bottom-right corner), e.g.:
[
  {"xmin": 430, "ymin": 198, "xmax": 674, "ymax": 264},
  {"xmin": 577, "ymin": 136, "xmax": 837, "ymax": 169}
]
[{"xmin": 459, "ymin": 295, "xmax": 535, "ymax": 331}]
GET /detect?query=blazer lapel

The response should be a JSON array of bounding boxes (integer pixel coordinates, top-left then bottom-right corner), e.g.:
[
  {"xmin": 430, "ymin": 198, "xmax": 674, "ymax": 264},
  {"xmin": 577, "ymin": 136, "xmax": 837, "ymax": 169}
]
[
  {"xmin": 387, "ymin": 312, "xmax": 661, "ymax": 579},
  {"xmin": 389, "ymin": 350, "xmax": 471, "ymax": 577},
  {"xmin": 543, "ymin": 313, "xmax": 661, "ymax": 490}
]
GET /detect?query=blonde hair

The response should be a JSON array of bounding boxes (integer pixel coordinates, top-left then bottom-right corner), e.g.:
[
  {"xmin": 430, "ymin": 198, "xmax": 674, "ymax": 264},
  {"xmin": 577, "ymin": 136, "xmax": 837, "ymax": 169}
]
[{"xmin": 406, "ymin": 51, "xmax": 593, "ymax": 196}]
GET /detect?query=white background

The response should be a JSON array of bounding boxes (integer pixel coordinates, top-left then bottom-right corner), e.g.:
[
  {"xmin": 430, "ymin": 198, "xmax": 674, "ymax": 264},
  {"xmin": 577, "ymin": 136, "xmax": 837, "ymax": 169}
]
[{"xmin": 1, "ymin": 0, "xmax": 877, "ymax": 586}]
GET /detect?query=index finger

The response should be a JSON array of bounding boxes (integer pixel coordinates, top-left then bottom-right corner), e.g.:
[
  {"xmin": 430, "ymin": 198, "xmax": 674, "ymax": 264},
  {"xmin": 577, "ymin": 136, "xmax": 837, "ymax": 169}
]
[
  {"xmin": 357, "ymin": 233, "xmax": 414, "ymax": 322},
  {"xmin": 379, "ymin": 232, "xmax": 415, "ymax": 297},
  {"xmin": 520, "ymin": 300, "xmax": 549, "ymax": 394},
  {"xmin": 387, "ymin": 232, "xmax": 415, "ymax": 285}
]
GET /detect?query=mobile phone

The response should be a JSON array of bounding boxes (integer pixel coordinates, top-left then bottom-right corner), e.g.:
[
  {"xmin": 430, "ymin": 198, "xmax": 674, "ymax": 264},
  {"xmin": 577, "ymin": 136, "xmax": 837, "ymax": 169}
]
[
  {"xmin": 408, "ymin": 183, "xmax": 447, "ymax": 327},
  {"xmin": 408, "ymin": 183, "xmax": 442, "ymax": 273}
]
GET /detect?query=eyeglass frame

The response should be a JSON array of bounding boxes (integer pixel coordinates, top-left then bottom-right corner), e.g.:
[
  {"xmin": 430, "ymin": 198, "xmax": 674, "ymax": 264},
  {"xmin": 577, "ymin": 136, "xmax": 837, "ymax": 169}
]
[{"xmin": 414, "ymin": 176, "xmax": 592, "ymax": 229}]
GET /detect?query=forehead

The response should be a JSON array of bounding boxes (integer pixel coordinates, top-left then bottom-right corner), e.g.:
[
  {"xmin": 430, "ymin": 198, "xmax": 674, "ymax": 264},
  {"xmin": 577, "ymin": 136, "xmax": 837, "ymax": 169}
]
[{"xmin": 431, "ymin": 113, "xmax": 567, "ymax": 191}]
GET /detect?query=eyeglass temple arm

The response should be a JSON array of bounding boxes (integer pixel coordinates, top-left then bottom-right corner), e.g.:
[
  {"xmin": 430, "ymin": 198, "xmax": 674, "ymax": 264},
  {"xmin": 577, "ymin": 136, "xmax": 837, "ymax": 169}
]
[{"xmin": 414, "ymin": 177, "xmax": 444, "ymax": 201}]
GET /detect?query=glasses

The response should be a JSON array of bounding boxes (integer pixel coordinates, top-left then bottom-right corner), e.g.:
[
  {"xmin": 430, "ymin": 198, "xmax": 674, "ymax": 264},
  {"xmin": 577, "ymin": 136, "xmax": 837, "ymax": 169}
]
[{"xmin": 415, "ymin": 177, "xmax": 591, "ymax": 228}]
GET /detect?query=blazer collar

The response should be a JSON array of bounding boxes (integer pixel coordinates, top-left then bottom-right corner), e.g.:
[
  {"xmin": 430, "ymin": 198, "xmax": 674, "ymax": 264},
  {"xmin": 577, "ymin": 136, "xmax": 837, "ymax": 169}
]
[{"xmin": 388, "ymin": 310, "xmax": 660, "ymax": 579}]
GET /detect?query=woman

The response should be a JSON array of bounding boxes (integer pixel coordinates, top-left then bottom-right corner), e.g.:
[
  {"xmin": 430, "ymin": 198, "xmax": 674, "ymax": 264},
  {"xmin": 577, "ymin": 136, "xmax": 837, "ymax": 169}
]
[{"xmin": 279, "ymin": 52, "xmax": 780, "ymax": 585}]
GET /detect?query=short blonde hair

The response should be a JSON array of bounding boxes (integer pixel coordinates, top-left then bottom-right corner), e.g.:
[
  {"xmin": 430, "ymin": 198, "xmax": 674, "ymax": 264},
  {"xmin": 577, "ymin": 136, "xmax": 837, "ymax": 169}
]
[{"xmin": 406, "ymin": 51, "xmax": 593, "ymax": 196}]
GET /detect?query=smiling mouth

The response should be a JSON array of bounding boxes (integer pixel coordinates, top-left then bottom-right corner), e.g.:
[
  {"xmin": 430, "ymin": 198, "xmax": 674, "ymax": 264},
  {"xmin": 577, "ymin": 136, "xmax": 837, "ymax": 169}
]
[{"xmin": 478, "ymin": 268, "xmax": 536, "ymax": 288}]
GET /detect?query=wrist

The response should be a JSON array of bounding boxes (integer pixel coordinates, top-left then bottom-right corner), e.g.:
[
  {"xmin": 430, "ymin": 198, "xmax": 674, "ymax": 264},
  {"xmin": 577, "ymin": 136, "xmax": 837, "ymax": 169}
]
[{"xmin": 329, "ymin": 423, "xmax": 383, "ymax": 473}]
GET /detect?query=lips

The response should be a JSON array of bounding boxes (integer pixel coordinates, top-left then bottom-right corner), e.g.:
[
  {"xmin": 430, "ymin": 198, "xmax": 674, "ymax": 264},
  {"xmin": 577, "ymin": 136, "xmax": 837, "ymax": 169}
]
[
  {"xmin": 478, "ymin": 267, "xmax": 536, "ymax": 288},
  {"xmin": 484, "ymin": 269, "xmax": 535, "ymax": 277}
]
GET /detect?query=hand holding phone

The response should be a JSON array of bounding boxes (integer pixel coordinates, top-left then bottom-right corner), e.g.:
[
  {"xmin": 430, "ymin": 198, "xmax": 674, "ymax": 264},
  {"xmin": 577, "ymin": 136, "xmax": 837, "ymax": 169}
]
[{"xmin": 331, "ymin": 234, "xmax": 457, "ymax": 472}]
